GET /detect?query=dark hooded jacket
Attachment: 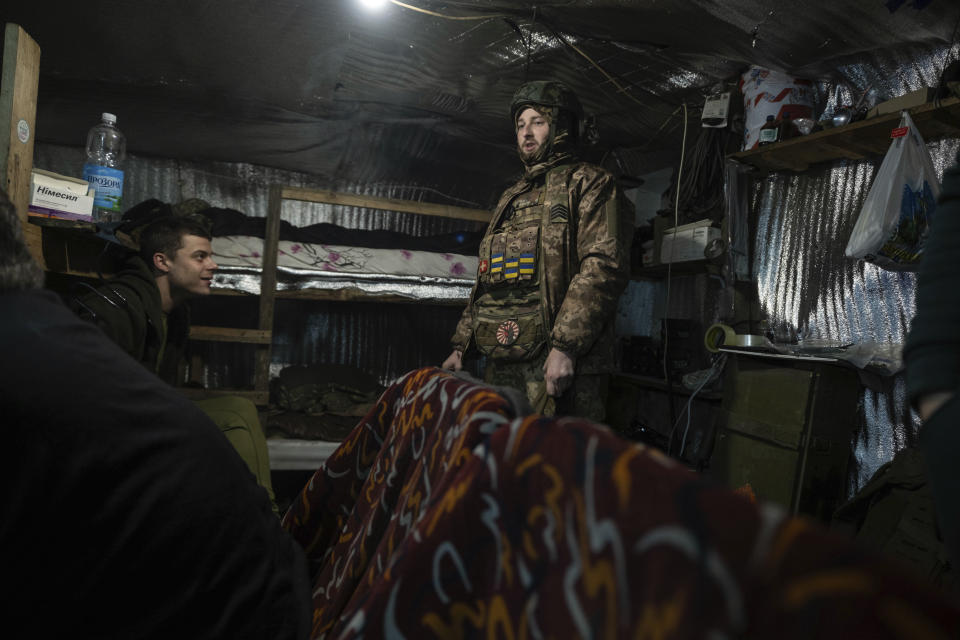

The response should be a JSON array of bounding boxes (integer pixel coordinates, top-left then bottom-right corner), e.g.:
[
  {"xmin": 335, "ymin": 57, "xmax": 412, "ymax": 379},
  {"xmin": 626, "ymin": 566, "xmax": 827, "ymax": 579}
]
[{"xmin": 72, "ymin": 255, "xmax": 190, "ymax": 384}]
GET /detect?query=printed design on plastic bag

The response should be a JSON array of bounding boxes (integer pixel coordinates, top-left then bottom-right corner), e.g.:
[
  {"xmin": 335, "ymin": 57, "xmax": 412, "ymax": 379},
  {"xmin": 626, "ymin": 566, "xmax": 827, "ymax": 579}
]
[{"xmin": 845, "ymin": 111, "xmax": 941, "ymax": 271}]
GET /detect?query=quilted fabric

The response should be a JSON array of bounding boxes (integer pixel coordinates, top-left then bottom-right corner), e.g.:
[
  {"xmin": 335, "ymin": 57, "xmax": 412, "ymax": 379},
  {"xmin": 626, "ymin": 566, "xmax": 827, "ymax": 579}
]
[{"xmin": 283, "ymin": 367, "xmax": 960, "ymax": 639}]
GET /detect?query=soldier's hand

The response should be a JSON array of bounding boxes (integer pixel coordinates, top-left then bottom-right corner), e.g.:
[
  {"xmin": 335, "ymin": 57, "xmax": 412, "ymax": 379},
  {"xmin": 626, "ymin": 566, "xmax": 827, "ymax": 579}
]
[
  {"xmin": 442, "ymin": 349, "xmax": 464, "ymax": 372},
  {"xmin": 918, "ymin": 390, "xmax": 954, "ymax": 421},
  {"xmin": 543, "ymin": 348, "xmax": 575, "ymax": 397}
]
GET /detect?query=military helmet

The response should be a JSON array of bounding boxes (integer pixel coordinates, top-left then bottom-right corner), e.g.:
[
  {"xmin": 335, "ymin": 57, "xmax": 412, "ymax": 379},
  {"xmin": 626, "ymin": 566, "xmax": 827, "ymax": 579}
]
[{"xmin": 510, "ymin": 80, "xmax": 583, "ymax": 123}]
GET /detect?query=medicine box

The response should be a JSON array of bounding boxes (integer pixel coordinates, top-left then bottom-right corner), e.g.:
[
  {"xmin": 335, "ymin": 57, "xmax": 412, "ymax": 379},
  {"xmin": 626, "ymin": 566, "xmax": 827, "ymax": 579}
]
[{"xmin": 29, "ymin": 169, "xmax": 95, "ymax": 219}]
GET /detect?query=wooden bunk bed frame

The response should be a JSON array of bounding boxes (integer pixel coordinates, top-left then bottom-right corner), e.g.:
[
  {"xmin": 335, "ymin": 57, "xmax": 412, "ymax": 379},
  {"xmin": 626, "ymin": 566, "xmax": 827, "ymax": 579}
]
[{"xmin": 183, "ymin": 184, "xmax": 491, "ymax": 406}]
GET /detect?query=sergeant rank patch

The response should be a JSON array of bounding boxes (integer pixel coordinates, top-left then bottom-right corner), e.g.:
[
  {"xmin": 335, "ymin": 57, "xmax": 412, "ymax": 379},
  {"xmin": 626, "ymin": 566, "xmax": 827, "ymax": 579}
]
[{"xmin": 550, "ymin": 203, "xmax": 569, "ymax": 222}]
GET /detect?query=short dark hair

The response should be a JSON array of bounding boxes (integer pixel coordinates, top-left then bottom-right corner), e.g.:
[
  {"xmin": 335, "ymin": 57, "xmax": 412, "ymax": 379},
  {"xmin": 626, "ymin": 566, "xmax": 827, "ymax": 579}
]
[
  {"xmin": 0, "ymin": 189, "xmax": 44, "ymax": 292},
  {"xmin": 139, "ymin": 215, "xmax": 212, "ymax": 271}
]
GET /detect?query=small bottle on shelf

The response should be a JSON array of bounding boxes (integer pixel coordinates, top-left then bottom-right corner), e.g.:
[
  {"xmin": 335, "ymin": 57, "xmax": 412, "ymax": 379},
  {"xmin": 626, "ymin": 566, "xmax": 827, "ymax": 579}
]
[
  {"xmin": 758, "ymin": 114, "xmax": 779, "ymax": 146},
  {"xmin": 779, "ymin": 112, "xmax": 796, "ymax": 141}
]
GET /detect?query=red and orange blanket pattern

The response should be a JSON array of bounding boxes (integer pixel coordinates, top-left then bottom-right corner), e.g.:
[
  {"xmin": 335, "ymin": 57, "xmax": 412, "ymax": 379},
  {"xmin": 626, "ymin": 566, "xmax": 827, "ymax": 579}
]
[{"xmin": 283, "ymin": 367, "xmax": 959, "ymax": 639}]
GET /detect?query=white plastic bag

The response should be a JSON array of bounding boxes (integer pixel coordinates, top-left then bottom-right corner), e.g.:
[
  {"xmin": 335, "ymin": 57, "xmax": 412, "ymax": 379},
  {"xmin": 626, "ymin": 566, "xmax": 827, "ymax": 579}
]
[{"xmin": 845, "ymin": 111, "xmax": 939, "ymax": 271}]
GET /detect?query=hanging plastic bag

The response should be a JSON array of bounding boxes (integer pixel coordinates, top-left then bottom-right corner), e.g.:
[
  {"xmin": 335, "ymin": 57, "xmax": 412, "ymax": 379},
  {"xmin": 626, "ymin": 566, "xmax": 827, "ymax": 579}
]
[{"xmin": 845, "ymin": 111, "xmax": 939, "ymax": 271}]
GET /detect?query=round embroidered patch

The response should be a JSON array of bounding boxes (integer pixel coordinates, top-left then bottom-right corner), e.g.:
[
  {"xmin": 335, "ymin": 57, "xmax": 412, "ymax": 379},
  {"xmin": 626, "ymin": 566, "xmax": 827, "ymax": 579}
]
[{"xmin": 496, "ymin": 320, "xmax": 520, "ymax": 346}]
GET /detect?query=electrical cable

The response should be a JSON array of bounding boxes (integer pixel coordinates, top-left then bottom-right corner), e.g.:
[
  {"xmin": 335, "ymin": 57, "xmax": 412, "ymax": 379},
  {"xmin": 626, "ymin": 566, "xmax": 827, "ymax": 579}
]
[
  {"xmin": 440, "ymin": 0, "xmax": 577, "ymax": 8},
  {"xmin": 387, "ymin": 0, "xmax": 510, "ymax": 20},
  {"xmin": 662, "ymin": 102, "xmax": 688, "ymax": 450},
  {"xmin": 672, "ymin": 126, "xmax": 727, "ymax": 221},
  {"xmin": 547, "ymin": 30, "xmax": 640, "ymax": 104},
  {"xmin": 676, "ymin": 353, "xmax": 726, "ymax": 460},
  {"xmin": 387, "ymin": 0, "xmax": 681, "ymax": 132}
]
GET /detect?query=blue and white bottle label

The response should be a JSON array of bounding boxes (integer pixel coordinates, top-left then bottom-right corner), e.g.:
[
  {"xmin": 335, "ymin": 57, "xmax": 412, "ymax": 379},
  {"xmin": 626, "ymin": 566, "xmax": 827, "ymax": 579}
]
[{"xmin": 82, "ymin": 163, "xmax": 124, "ymax": 212}]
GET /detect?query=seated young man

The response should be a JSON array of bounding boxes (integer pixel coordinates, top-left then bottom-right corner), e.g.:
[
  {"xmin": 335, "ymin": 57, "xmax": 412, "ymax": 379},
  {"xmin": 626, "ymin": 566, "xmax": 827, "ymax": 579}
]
[
  {"xmin": 73, "ymin": 215, "xmax": 277, "ymax": 513},
  {"xmin": 0, "ymin": 189, "xmax": 310, "ymax": 637}
]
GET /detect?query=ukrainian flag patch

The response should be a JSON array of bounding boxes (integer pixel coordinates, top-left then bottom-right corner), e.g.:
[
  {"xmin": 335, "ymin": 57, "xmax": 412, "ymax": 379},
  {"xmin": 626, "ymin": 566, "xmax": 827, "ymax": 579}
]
[
  {"xmin": 490, "ymin": 253, "xmax": 503, "ymax": 273},
  {"xmin": 519, "ymin": 253, "xmax": 535, "ymax": 275},
  {"xmin": 504, "ymin": 259, "xmax": 519, "ymax": 279}
]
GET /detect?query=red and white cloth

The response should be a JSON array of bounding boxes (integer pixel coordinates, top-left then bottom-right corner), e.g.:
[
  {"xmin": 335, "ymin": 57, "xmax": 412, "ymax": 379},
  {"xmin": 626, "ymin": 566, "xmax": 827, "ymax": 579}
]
[{"xmin": 740, "ymin": 66, "xmax": 815, "ymax": 150}]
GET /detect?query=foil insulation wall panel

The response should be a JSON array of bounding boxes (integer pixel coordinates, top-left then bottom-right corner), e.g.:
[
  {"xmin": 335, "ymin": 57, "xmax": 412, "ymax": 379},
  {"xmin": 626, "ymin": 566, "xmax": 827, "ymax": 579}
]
[
  {"xmin": 744, "ymin": 40, "xmax": 960, "ymax": 491},
  {"xmin": 752, "ymin": 138, "xmax": 960, "ymax": 489}
]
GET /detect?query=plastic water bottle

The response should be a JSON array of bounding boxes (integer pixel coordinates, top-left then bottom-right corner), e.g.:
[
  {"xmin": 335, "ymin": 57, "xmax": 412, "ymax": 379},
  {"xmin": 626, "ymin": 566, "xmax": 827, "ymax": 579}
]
[{"xmin": 82, "ymin": 112, "xmax": 126, "ymax": 223}]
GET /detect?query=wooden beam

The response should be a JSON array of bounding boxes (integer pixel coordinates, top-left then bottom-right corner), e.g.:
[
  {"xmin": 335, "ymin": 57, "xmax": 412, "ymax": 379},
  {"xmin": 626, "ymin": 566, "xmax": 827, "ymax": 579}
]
[
  {"xmin": 189, "ymin": 326, "xmax": 272, "ymax": 344},
  {"xmin": 0, "ymin": 24, "xmax": 41, "ymax": 267},
  {"xmin": 253, "ymin": 185, "xmax": 282, "ymax": 395},
  {"xmin": 278, "ymin": 185, "xmax": 491, "ymax": 222},
  {"xmin": 179, "ymin": 387, "xmax": 270, "ymax": 406}
]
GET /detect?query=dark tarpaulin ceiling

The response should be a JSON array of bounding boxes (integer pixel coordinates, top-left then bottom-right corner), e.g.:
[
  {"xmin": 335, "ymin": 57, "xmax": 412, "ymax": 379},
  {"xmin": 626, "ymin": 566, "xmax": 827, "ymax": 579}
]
[{"xmin": 5, "ymin": 0, "xmax": 959, "ymax": 205}]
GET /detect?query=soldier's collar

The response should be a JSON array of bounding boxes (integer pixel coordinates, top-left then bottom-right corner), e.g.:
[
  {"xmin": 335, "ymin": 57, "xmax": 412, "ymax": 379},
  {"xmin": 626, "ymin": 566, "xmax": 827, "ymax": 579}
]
[{"xmin": 523, "ymin": 153, "xmax": 575, "ymax": 180}]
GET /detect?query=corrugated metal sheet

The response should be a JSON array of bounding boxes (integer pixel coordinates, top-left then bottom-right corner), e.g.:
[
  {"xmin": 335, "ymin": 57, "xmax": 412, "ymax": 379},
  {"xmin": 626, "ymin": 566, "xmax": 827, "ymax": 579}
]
[
  {"xmin": 15, "ymin": 0, "xmax": 958, "ymax": 191},
  {"xmin": 748, "ymin": 40, "xmax": 960, "ymax": 488},
  {"xmin": 753, "ymin": 136, "xmax": 960, "ymax": 488},
  {"xmin": 188, "ymin": 298, "xmax": 467, "ymax": 388},
  {"xmin": 34, "ymin": 143, "xmax": 487, "ymax": 234},
  {"xmin": 612, "ymin": 42, "xmax": 960, "ymax": 492},
  {"xmin": 27, "ymin": 16, "xmax": 960, "ymax": 492},
  {"xmin": 34, "ymin": 142, "xmax": 482, "ymax": 390}
]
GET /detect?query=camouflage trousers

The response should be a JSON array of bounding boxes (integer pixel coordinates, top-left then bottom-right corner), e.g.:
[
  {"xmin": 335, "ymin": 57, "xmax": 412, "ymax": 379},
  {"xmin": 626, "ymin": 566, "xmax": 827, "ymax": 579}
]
[{"xmin": 484, "ymin": 351, "xmax": 609, "ymax": 423}]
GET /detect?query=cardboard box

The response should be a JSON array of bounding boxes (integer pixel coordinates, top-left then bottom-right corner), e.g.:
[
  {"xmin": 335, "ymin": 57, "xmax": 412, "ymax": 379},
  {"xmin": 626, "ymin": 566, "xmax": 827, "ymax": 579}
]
[
  {"xmin": 659, "ymin": 219, "xmax": 719, "ymax": 263},
  {"xmin": 866, "ymin": 87, "xmax": 936, "ymax": 119},
  {"xmin": 30, "ymin": 169, "xmax": 94, "ymax": 219}
]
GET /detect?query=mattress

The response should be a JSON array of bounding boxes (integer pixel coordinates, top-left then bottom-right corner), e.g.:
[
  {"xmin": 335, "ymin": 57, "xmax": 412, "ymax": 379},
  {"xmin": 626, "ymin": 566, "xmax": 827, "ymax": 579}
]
[{"xmin": 211, "ymin": 235, "xmax": 478, "ymax": 300}]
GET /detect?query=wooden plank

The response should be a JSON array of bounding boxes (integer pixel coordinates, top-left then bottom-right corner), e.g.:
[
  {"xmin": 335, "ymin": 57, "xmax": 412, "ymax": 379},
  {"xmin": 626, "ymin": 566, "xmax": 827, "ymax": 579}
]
[
  {"xmin": 27, "ymin": 216, "xmax": 97, "ymax": 232},
  {"xmin": 799, "ymin": 140, "xmax": 866, "ymax": 162},
  {"xmin": 206, "ymin": 285, "xmax": 468, "ymax": 305},
  {"xmin": 278, "ymin": 185, "xmax": 491, "ymax": 223},
  {"xmin": 268, "ymin": 287, "xmax": 469, "ymax": 305},
  {"xmin": 253, "ymin": 185, "xmax": 282, "ymax": 394},
  {"xmin": 179, "ymin": 387, "xmax": 270, "ymax": 406},
  {"xmin": 27, "ymin": 215, "xmax": 138, "ymax": 250},
  {"xmin": 612, "ymin": 372, "xmax": 723, "ymax": 401},
  {"xmin": 729, "ymin": 97, "xmax": 960, "ymax": 173},
  {"xmin": 0, "ymin": 24, "xmax": 42, "ymax": 267},
  {"xmin": 189, "ymin": 325, "xmax": 272, "ymax": 344}
]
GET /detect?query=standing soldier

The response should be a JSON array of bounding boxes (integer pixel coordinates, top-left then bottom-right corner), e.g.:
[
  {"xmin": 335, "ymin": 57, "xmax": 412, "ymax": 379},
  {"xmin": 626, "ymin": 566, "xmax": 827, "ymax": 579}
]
[{"xmin": 442, "ymin": 80, "xmax": 632, "ymax": 421}]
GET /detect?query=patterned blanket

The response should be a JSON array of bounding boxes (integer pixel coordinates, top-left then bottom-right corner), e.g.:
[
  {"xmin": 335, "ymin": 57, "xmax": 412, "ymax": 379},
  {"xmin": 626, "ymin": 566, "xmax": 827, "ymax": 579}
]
[{"xmin": 283, "ymin": 367, "xmax": 960, "ymax": 639}]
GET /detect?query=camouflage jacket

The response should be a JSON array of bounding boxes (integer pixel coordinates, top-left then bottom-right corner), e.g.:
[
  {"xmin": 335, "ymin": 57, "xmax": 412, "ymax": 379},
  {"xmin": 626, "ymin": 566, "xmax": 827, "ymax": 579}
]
[{"xmin": 451, "ymin": 160, "xmax": 632, "ymax": 374}]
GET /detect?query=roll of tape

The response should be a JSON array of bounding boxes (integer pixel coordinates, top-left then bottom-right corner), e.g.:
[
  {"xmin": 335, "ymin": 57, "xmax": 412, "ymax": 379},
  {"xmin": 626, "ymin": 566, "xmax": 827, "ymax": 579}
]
[{"xmin": 704, "ymin": 323, "xmax": 736, "ymax": 353}]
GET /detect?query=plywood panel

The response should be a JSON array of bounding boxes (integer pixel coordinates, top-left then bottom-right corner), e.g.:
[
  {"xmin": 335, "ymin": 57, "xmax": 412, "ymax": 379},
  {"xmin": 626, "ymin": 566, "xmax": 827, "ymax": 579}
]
[{"xmin": 0, "ymin": 24, "xmax": 41, "ymax": 266}]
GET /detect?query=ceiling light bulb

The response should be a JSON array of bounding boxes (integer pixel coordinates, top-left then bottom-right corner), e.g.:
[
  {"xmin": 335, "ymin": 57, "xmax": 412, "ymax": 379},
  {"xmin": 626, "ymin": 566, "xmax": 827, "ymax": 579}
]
[{"xmin": 358, "ymin": 0, "xmax": 388, "ymax": 10}]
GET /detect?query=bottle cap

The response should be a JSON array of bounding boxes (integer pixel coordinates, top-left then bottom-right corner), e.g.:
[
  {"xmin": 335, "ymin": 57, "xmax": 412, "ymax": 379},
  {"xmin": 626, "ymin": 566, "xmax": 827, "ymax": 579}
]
[{"xmin": 102, "ymin": 112, "xmax": 117, "ymax": 125}]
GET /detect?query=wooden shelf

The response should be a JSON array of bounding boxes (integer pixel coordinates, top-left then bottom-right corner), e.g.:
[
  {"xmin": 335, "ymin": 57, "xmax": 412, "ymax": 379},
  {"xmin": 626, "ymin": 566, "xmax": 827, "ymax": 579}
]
[
  {"xmin": 613, "ymin": 372, "xmax": 722, "ymax": 401},
  {"xmin": 208, "ymin": 286, "xmax": 468, "ymax": 306},
  {"xmin": 27, "ymin": 215, "xmax": 137, "ymax": 249},
  {"xmin": 632, "ymin": 260, "xmax": 717, "ymax": 280},
  {"xmin": 729, "ymin": 96, "xmax": 960, "ymax": 173},
  {"xmin": 189, "ymin": 326, "xmax": 272, "ymax": 344},
  {"xmin": 29, "ymin": 217, "xmax": 469, "ymax": 305},
  {"xmin": 179, "ymin": 387, "xmax": 270, "ymax": 405}
]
